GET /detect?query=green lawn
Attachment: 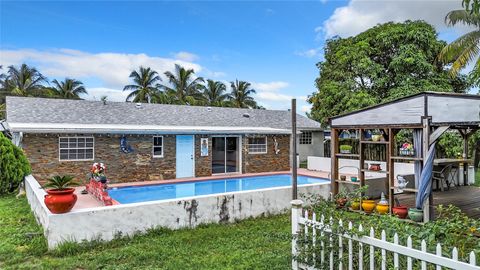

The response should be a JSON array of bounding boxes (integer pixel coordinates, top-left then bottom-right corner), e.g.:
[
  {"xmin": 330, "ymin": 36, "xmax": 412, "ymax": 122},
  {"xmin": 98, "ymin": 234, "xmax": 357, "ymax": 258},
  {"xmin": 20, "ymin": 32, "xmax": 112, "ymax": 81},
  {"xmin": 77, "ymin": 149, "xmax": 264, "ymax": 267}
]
[
  {"xmin": 0, "ymin": 195, "xmax": 291, "ymax": 270},
  {"xmin": 476, "ymin": 169, "xmax": 480, "ymax": 187}
]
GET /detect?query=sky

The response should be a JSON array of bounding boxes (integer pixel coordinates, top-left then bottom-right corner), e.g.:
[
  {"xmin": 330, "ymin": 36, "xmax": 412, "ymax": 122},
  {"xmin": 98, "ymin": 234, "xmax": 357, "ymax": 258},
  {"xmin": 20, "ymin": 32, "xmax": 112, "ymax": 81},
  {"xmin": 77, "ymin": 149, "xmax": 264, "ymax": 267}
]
[{"xmin": 0, "ymin": 0, "xmax": 473, "ymax": 114}]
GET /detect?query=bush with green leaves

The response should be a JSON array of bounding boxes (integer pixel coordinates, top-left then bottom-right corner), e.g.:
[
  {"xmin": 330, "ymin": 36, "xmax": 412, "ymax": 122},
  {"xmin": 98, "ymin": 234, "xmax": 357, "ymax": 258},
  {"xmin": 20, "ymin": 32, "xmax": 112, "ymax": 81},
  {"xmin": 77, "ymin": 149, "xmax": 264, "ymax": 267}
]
[
  {"xmin": 295, "ymin": 196, "xmax": 480, "ymax": 269},
  {"xmin": 0, "ymin": 133, "xmax": 31, "ymax": 194}
]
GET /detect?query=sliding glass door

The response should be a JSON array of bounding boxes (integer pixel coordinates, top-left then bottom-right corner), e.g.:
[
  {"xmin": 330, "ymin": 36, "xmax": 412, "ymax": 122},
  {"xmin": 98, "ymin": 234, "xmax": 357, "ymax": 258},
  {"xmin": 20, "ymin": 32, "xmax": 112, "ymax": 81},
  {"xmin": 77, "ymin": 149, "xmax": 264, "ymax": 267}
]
[{"xmin": 212, "ymin": 136, "xmax": 240, "ymax": 174}]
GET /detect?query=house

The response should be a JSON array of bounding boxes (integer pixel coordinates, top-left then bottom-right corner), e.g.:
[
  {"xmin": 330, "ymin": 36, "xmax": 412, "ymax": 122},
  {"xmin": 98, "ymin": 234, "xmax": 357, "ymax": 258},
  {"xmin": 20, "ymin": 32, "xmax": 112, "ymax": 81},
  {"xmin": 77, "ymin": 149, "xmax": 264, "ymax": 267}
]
[{"xmin": 5, "ymin": 96, "xmax": 322, "ymax": 183}]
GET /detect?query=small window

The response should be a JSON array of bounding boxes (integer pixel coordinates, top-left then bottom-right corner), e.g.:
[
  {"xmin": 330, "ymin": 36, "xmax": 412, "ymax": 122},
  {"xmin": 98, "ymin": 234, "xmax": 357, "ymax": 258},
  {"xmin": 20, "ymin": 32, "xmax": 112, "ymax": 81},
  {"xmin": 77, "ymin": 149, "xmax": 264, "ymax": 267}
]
[
  {"xmin": 300, "ymin": 132, "xmax": 313, "ymax": 145},
  {"xmin": 248, "ymin": 137, "xmax": 267, "ymax": 154},
  {"xmin": 59, "ymin": 137, "xmax": 94, "ymax": 161},
  {"xmin": 153, "ymin": 136, "xmax": 163, "ymax": 157}
]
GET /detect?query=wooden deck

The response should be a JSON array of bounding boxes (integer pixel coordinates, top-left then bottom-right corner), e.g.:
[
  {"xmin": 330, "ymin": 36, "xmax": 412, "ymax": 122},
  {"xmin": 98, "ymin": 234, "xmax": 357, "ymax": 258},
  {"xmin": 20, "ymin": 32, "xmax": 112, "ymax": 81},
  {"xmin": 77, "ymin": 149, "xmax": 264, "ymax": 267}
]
[{"xmin": 396, "ymin": 186, "xmax": 480, "ymax": 219}]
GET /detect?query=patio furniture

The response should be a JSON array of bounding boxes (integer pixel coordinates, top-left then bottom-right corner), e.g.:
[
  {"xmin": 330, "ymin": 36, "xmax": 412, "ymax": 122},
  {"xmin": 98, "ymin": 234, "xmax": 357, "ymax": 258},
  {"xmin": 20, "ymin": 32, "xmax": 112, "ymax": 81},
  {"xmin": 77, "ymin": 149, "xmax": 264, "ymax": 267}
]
[{"xmin": 432, "ymin": 164, "xmax": 457, "ymax": 191}]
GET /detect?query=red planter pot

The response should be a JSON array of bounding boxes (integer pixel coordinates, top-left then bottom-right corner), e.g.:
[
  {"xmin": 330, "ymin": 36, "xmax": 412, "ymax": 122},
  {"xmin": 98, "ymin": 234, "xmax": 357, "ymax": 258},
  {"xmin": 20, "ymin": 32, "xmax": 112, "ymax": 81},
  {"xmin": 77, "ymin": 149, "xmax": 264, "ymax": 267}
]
[
  {"xmin": 392, "ymin": 206, "xmax": 408, "ymax": 219},
  {"xmin": 44, "ymin": 188, "xmax": 77, "ymax": 214}
]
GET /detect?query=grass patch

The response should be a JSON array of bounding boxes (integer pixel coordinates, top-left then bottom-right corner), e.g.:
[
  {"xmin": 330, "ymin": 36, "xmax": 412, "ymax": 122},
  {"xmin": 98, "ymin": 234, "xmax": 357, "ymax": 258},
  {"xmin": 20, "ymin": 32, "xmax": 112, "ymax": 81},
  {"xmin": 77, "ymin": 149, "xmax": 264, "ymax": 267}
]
[
  {"xmin": 475, "ymin": 169, "xmax": 480, "ymax": 187},
  {"xmin": 0, "ymin": 194, "xmax": 291, "ymax": 269}
]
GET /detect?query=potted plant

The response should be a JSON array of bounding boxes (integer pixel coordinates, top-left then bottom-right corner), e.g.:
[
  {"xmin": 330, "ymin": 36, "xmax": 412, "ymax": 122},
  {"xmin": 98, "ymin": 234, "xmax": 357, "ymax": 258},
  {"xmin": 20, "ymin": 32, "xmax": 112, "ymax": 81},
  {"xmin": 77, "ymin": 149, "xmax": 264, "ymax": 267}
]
[
  {"xmin": 392, "ymin": 199, "xmax": 408, "ymax": 219},
  {"xmin": 335, "ymin": 189, "xmax": 349, "ymax": 208},
  {"xmin": 375, "ymin": 192, "xmax": 389, "ymax": 215},
  {"xmin": 408, "ymin": 208, "xmax": 424, "ymax": 222},
  {"xmin": 399, "ymin": 142, "xmax": 415, "ymax": 156},
  {"xmin": 349, "ymin": 185, "xmax": 368, "ymax": 211},
  {"xmin": 91, "ymin": 163, "xmax": 107, "ymax": 183},
  {"xmin": 339, "ymin": 145, "xmax": 353, "ymax": 154},
  {"xmin": 361, "ymin": 197, "xmax": 376, "ymax": 213},
  {"xmin": 43, "ymin": 175, "xmax": 79, "ymax": 214}
]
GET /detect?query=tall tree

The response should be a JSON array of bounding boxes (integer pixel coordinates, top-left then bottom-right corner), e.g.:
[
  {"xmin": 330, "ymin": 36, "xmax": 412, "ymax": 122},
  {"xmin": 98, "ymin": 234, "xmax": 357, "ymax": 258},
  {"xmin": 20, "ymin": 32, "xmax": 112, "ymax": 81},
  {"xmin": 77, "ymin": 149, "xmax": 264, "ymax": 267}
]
[
  {"xmin": 229, "ymin": 80, "xmax": 258, "ymax": 108},
  {"xmin": 160, "ymin": 64, "xmax": 204, "ymax": 105},
  {"xmin": 438, "ymin": 9, "xmax": 480, "ymax": 85},
  {"xmin": 123, "ymin": 66, "xmax": 162, "ymax": 103},
  {"xmin": 202, "ymin": 80, "xmax": 229, "ymax": 106},
  {"xmin": 308, "ymin": 20, "xmax": 469, "ymax": 126},
  {"xmin": 3, "ymin": 64, "xmax": 49, "ymax": 97},
  {"xmin": 51, "ymin": 78, "xmax": 87, "ymax": 99}
]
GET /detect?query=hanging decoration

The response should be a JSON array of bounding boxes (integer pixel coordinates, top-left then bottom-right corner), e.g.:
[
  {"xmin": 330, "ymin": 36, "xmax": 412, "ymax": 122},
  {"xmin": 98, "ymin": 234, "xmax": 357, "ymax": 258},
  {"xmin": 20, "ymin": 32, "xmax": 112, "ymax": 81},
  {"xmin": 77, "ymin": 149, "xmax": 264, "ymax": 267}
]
[
  {"xmin": 273, "ymin": 136, "xmax": 280, "ymax": 155},
  {"xmin": 120, "ymin": 135, "xmax": 133, "ymax": 153}
]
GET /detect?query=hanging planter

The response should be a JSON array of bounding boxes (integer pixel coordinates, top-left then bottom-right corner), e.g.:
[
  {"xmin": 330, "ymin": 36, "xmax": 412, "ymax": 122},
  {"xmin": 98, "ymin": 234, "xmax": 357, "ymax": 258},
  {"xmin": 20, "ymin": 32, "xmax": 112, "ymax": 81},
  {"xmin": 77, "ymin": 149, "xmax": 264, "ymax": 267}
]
[{"xmin": 399, "ymin": 142, "xmax": 415, "ymax": 156}]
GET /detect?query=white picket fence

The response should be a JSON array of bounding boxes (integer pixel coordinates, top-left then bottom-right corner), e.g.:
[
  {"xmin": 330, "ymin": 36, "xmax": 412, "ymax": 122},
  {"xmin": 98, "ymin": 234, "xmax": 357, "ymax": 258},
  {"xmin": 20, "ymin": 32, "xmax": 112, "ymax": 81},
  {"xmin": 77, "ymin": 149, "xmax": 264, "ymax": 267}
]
[{"xmin": 291, "ymin": 200, "xmax": 480, "ymax": 270}]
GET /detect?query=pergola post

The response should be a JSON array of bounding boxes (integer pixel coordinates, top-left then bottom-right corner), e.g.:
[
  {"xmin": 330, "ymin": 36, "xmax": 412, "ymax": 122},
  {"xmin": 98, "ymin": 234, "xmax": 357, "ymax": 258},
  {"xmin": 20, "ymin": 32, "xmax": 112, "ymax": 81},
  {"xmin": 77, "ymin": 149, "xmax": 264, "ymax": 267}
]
[{"xmin": 331, "ymin": 129, "xmax": 339, "ymax": 196}]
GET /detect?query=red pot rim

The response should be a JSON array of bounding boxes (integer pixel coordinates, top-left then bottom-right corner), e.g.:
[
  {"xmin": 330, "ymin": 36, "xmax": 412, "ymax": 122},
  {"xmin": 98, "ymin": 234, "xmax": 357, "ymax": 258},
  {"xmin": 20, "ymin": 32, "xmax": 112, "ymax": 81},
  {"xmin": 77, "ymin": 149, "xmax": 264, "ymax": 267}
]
[
  {"xmin": 46, "ymin": 188, "xmax": 75, "ymax": 195},
  {"xmin": 393, "ymin": 206, "xmax": 408, "ymax": 209}
]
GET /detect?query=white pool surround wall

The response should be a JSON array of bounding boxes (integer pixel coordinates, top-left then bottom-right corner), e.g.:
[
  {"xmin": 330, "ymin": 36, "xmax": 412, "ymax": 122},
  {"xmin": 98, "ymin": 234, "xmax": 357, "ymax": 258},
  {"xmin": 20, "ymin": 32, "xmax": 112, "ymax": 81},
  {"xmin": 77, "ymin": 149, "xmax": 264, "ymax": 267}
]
[{"xmin": 25, "ymin": 174, "xmax": 330, "ymax": 249}]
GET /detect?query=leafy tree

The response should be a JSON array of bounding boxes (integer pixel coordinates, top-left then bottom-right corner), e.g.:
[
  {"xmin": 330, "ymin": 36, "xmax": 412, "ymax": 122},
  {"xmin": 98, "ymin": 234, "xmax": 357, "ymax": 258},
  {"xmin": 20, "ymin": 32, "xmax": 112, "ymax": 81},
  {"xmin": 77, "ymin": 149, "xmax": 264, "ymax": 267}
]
[
  {"xmin": 308, "ymin": 20, "xmax": 469, "ymax": 126},
  {"xmin": 160, "ymin": 64, "xmax": 204, "ymax": 105},
  {"xmin": 51, "ymin": 78, "xmax": 87, "ymax": 99},
  {"xmin": 2, "ymin": 64, "xmax": 49, "ymax": 97},
  {"xmin": 202, "ymin": 79, "xmax": 230, "ymax": 107},
  {"xmin": 438, "ymin": 9, "xmax": 480, "ymax": 86},
  {"xmin": 229, "ymin": 79, "xmax": 258, "ymax": 108},
  {"xmin": 0, "ymin": 133, "xmax": 31, "ymax": 194},
  {"xmin": 123, "ymin": 66, "xmax": 162, "ymax": 103},
  {"xmin": 462, "ymin": 0, "xmax": 480, "ymax": 14}
]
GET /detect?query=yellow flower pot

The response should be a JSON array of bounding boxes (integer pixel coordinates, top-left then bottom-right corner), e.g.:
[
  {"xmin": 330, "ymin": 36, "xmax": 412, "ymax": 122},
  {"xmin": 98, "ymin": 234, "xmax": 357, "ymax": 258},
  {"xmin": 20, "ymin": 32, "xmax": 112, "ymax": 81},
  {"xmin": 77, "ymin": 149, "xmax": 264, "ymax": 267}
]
[
  {"xmin": 351, "ymin": 201, "xmax": 360, "ymax": 210},
  {"xmin": 361, "ymin": 200, "xmax": 376, "ymax": 213},
  {"xmin": 376, "ymin": 203, "xmax": 389, "ymax": 215}
]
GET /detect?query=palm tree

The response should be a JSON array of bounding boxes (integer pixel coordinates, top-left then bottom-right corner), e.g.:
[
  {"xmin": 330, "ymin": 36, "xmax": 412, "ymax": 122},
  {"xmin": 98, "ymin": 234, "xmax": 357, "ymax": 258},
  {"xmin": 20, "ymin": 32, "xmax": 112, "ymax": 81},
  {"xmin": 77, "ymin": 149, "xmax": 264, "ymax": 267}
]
[
  {"xmin": 229, "ymin": 80, "xmax": 258, "ymax": 108},
  {"xmin": 3, "ymin": 64, "xmax": 48, "ymax": 96},
  {"xmin": 202, "ymin": 80, "xmax": 230, "ymax": 106},
  {"xmin": 123, "ymin": 66, "xmax": 162, "ymax": 103},
  {"xmin": 160, "ymin": 64, "xmax": 204, "ymax": 105},
  {"xmin": 51, "ymin": 78, "xmax": 87, "ymax": 99},
  {"xmin": 438, "ymin": 10, "xmax": 480, "ymax": 84}
]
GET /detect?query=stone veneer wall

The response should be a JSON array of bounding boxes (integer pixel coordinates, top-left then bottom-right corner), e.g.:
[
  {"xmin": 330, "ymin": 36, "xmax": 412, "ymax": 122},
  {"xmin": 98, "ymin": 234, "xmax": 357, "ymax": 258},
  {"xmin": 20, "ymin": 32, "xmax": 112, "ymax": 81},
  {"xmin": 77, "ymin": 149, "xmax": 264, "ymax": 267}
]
[
  {"xmin": 22, "ymin": 134, "xmax": 176, "ymax": 184},
  {"xmin": 194, "ymin": 135, "xmax": 212, "ymax": 177},
  {"xmin": 242, "ymin": 134, "xmax": 290, "ymax": 173},
  {"xmin": 22, "ymin": 133, "xmax": 291, "ymax": 184}
]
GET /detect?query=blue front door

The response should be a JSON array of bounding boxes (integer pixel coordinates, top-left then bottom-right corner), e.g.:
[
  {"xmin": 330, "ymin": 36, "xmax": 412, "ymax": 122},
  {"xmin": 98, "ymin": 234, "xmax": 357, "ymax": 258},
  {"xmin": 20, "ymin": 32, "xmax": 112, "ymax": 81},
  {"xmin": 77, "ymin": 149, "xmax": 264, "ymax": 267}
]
[{"xmin": 176, "ymin": 135, "xmax": 194, "ymax": 178}]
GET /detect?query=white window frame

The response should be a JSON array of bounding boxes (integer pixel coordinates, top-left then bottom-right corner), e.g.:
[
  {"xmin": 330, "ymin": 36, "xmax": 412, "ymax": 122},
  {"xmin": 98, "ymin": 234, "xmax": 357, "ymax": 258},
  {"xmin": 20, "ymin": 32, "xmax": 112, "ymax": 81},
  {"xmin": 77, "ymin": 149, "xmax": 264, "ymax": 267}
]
[
  {"xmin": 299, "ymin": 131, "xmax": 313, "ymax": 145},
  {"xmin": 152, "ymin": 136, "xmax": 164, "ymax": 158},
  {"xmin": 247, "ymin": 136, "xmax": 268, "ymax": 154},
  {"xmin": 58, "ymin": 136, "xmax": 95, "ymax": 161}
]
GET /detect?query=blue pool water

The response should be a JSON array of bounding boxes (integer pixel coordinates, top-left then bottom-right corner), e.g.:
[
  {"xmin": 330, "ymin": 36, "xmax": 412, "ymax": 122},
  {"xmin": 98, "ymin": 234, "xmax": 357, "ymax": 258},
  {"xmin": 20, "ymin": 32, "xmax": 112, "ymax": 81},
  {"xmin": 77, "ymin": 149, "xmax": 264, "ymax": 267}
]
[{"xmin": 108, "ymin": 174, "xmax": 328, "ymax": 204}]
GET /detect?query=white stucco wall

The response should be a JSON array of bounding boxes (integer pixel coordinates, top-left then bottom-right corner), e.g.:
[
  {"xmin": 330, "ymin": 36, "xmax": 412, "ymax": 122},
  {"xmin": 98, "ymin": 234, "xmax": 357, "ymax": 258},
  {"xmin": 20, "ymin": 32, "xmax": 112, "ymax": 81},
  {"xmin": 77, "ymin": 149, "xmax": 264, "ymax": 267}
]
[
  {"xmin": 25, "ymin": 175, "xmax": 330, "ymax": 249},
  {"xmin": 297, "ymin": 131, "xmax": 324, "ymax": 162}
]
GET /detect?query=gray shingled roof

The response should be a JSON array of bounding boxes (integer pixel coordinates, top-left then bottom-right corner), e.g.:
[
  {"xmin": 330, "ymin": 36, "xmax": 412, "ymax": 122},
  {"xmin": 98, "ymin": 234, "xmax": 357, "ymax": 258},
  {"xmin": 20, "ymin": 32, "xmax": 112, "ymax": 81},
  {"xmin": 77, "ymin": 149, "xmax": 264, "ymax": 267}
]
[{"xmin": 6, "ymin": 96, "xmax": 320, "ymax": 133}]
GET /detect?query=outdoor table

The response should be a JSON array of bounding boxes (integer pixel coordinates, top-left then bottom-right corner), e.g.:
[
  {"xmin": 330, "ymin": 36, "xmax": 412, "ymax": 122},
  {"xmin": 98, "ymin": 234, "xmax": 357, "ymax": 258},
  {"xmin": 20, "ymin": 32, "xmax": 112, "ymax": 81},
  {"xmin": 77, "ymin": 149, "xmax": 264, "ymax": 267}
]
[{"xmin": 433, "ymin": 158, "xmax": 472, "ymax": 186}]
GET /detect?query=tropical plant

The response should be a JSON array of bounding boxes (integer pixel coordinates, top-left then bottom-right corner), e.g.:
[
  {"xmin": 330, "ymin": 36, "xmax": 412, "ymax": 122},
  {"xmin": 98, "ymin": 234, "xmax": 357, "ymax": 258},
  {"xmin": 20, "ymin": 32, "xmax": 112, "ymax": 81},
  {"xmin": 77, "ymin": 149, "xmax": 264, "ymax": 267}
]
[
  {"xmin": 43, "ymin": 175, "xmax": 78, "ymax": 190},
  {"xmin": 51, "ymin": 78, "xmax": 87, "ymax": 99},
  {"xmin": 308, "ymin": 21, "xmax": 469, "ymax": 126},
  {"xmin": 229, "ymin": 79, "xmax": 258, "ymax": 108},
  {"xmin": 160, "ymin": 64, "xmax": 204, "ymax": 105},
  {"xmin": 2, "ymin": 64, "xmax": 49, "ymax": 97},
  {"xmin": 202, "ymin": 79, "xmax": 230, "ymax": 106},
  {"xmin": 462, "ymin": 0, "xmax": 480, "ymax": 14},
  {"xmin": 123, "ymin": 66, "xmax": 162, "ymax": 103},
  {"xmin": 0, "ymin": 133, "xmax": 31, "ymax": 194},
  {"xmin": 438, "ymin": 9, "xmax": 480, "ymax": 86}
]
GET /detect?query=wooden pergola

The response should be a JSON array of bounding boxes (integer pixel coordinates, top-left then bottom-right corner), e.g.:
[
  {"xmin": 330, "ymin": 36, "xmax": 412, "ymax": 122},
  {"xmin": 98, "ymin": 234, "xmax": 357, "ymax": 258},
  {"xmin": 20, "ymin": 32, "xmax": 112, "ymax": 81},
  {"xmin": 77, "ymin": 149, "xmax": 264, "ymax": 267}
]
[{"xmin": 329, "ymin": 92, "xmax": 479, "ymax": 222}]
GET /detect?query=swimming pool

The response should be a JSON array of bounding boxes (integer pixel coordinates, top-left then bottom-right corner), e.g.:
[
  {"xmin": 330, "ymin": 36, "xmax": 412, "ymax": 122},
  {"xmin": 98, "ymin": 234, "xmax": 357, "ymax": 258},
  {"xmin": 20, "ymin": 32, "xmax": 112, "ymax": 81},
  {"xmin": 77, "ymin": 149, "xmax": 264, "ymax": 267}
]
[{"xmin": 109, "ymin": 174, "xmax": 328, "ymax": 204}]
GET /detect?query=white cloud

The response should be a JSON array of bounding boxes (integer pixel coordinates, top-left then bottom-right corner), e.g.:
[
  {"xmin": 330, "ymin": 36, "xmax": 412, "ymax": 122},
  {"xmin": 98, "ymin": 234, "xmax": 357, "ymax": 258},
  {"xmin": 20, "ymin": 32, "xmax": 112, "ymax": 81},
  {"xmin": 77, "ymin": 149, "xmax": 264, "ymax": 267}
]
[
  {"xmin": 173, "ymin": 51, "xmax": 199, "ymax": 62},
  {"xmin": 252, "ymin": 81, "xmax": 289, "ymax": 92},
  {"xmin": 86, "ymin": 87, "xmax": 129, "ymax": 102},
  {"xmin": 295, "ymin": 48, "xmax": 322, "ymax": 58},
  {"xmin": 301, "ymin": 105, "xmax": 311, "ymax": 113},
  {"xmin": 0, "ymin": 48, "xmax": 202, "ymax": 89},
  {"xmin": 202, "ymin": 69, "xmax": 227, "ymax": 78},
  {"xmin": 320, "ymin": 0, "xmax": 466, "ymax": 38}
]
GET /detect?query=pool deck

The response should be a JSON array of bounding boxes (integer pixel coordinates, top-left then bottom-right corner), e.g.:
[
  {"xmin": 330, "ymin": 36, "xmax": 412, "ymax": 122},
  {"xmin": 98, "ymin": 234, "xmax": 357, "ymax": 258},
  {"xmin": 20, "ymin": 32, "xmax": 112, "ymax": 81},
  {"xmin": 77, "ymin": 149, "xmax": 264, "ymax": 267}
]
[{"xmin": 72, "ymin": 169, "xmax": 331, "ymax": 210}]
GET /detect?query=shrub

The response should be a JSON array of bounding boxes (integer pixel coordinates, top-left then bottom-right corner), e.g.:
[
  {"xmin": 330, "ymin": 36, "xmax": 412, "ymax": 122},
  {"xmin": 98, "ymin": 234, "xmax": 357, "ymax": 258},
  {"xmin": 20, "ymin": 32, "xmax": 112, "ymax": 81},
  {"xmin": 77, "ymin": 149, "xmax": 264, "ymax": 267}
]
[{"xmin": 0, "ymin": 133, "xmax": 31, "ymax": 194}]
